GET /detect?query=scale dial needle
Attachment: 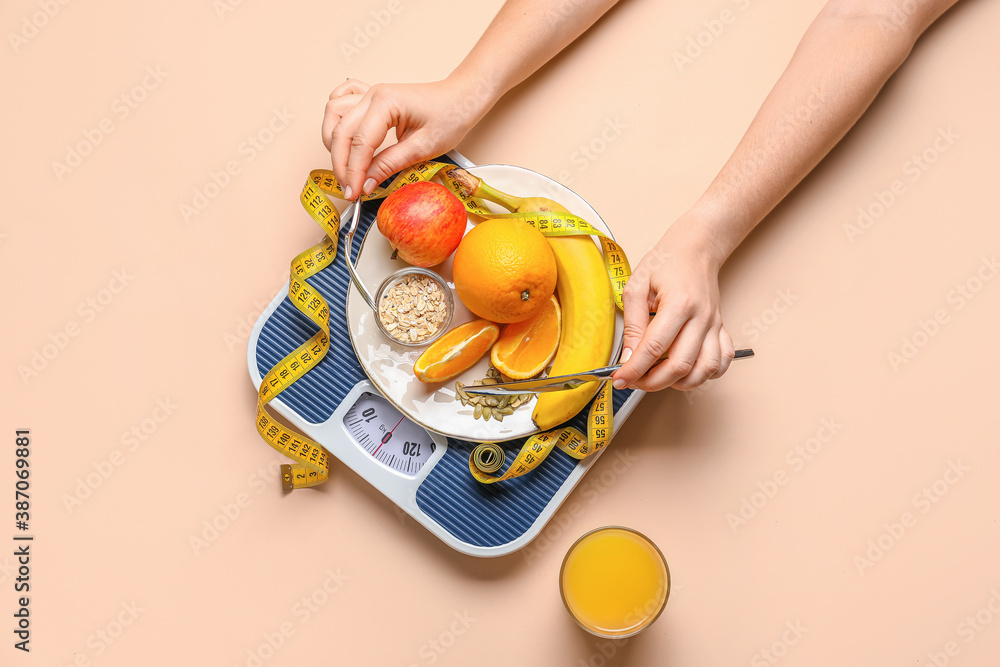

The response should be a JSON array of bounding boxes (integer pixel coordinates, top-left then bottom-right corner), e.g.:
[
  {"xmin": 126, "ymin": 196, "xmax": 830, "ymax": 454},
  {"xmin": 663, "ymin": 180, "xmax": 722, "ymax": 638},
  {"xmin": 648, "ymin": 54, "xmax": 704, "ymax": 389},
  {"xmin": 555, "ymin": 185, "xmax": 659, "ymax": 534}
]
[{"xmin": 372, "ymin": 416, "xmax": 405, "ymax": 456}]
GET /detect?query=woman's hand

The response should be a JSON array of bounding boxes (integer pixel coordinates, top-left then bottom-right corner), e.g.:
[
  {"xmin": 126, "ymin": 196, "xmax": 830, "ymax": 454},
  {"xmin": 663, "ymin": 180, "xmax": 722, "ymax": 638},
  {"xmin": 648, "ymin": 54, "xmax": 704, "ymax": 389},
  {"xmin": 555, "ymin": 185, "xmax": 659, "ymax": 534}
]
[
  {"xmin": 607, "ymin": 1, "xmax": 961, "ymax": 393},
  {"xmin": 322, "ymin": 77, "xmax": 490, "ymax": 200},
  {"xmin": 611, "ymin": 220, "xmax": 736, "ymax": 392}
]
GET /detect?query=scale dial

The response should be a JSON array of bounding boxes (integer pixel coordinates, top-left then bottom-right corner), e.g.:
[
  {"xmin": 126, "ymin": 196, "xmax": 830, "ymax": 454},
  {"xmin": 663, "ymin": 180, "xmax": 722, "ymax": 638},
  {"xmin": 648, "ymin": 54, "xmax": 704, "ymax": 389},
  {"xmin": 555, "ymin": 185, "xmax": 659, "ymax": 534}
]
[{"xmin": 343, "ymin": 392, "xmax": 436, "ymax": 477}]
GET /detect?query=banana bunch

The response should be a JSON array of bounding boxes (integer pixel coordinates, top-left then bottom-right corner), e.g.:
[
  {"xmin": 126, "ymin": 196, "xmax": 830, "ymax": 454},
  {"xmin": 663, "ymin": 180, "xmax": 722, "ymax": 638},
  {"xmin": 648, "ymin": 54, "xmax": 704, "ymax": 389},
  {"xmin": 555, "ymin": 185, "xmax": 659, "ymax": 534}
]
[{"xmin": 449, "ymin": 170, "xmax": 615, "ymax": 430}]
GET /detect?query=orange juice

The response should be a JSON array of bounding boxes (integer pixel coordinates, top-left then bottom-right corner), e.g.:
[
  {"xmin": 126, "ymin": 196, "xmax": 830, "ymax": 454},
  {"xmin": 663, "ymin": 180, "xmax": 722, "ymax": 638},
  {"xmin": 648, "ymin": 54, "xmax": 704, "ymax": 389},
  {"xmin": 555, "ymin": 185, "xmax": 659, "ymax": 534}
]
[{"xmin": 559, "ymin": 526, "xmax": 670, "ymax": 638}]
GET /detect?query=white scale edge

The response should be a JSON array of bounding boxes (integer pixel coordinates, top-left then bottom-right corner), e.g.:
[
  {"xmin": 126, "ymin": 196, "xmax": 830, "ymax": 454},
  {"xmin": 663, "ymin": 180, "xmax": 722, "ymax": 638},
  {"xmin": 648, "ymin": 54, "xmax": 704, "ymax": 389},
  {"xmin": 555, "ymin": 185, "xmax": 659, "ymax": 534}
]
[{"xmin": 245, "ymin": 150, "xmax": 644, "ymax": 558}]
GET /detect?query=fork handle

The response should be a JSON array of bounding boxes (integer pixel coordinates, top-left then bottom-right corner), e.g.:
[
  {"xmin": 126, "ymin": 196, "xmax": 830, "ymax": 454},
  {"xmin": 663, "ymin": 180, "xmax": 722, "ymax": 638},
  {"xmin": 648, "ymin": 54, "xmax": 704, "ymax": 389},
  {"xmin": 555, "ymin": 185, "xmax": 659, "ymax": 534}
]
[{"xmin": 602, "ymin": 348, "xmax": 754, "ymax": 375}]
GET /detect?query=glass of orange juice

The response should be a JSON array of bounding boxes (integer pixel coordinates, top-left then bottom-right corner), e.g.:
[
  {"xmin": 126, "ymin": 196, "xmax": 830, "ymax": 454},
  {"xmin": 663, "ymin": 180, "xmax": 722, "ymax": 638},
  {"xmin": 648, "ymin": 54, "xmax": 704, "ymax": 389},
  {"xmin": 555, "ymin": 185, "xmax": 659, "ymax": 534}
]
[{"xmin": 559, "ymin": 526, "xmax": 670, "ymax": 638}]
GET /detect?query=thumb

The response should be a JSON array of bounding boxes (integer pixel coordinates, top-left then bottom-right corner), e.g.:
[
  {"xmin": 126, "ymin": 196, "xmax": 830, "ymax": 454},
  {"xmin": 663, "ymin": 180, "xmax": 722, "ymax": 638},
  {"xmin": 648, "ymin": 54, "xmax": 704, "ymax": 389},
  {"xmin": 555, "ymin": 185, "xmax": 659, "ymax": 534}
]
[{"xmin": 363, "ymin": 138, "xmax": 434, "ymax": 195}]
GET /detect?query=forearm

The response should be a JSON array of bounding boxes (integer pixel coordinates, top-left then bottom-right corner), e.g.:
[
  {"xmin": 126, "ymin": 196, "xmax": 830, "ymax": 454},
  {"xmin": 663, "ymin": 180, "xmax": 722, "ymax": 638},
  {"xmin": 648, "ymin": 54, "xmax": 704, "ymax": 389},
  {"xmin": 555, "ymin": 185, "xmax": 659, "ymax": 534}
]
[
  {"xmin": 681, "ymin": 0, "xmax": 959, "ymax": 267},
  {"xmin": 447, "ymin": 0, "xmax": 621, "ymax": 115}
]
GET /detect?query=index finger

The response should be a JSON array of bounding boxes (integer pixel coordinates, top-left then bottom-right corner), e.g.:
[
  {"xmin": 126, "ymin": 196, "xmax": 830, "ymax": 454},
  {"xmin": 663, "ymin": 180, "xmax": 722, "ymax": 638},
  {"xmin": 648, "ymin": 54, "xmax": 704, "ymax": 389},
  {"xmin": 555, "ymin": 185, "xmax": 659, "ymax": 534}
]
[
  {"xmin": 611, "ymin": 275, "xmax": 651, "ymax": 388},
  {"xmin": 344, "ymin": 104, "xmax": 396, "ymax": 201},
  {"xmin": 330, "ymin": 95, "xmax": 373, "ymax": 198}
]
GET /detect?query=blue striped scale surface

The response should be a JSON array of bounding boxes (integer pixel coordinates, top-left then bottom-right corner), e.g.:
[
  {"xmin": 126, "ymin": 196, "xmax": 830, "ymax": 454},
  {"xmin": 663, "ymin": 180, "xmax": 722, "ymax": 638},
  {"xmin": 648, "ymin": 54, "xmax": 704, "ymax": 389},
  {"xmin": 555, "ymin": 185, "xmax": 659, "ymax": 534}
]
[
  {"xmin": 417, "ymin": 389, "xmax": 630, "ymax": 548},
  {"xmin": 255, "ymin": 156, "xmax": 464, "ymax": 422},
  {"xmin": 254, "ymin": 158, "xmax": 632, "ymax": 549}
]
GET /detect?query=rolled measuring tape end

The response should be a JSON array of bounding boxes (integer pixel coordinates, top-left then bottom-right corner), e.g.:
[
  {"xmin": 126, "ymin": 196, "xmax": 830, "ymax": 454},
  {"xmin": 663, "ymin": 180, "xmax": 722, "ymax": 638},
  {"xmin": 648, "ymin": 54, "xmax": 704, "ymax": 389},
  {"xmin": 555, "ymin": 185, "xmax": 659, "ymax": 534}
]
[
  {"xmin": 467, "ymin": 382, "xmax": 616, "ymax": 484},
  {"xmin": 260, "ymin": 162, "xmax": 631, "ymax": 490},
  {"xmin": 471, "ymin": 443, "xmax": 505, "ymax": 474}
]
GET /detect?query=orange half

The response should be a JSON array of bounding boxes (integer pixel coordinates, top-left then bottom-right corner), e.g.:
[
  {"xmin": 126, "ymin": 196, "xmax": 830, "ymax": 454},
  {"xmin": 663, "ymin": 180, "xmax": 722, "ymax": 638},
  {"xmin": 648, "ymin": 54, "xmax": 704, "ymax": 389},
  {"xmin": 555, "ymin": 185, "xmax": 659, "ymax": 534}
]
[
  {"xmin": 490, "ymin": 296, "xmax": 561, "ymax": 380},
  {"xmin": 413, "ymin": 319, "xmax": 499, "ymax": 384}
]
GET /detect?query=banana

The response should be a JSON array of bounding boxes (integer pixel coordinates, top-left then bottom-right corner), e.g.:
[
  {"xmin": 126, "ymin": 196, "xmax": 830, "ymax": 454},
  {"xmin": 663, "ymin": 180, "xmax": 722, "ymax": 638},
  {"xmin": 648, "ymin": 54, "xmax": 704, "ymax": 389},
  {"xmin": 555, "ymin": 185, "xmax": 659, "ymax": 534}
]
[
  {"xmin": 448, "ymin": 169, "xmax": 615, "ymax": 430},
  {"xmin": 533, "ymin": 235, "xmax": 614, "ymax": 429}
]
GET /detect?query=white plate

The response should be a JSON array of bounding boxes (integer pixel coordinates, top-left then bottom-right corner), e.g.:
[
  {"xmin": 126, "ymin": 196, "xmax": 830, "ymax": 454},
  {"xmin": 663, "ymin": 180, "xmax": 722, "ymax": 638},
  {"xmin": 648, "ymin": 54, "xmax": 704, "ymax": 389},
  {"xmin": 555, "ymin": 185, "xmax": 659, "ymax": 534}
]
[{"xmin": 346, "ymin": 164, "xmax": 624, "ymax": 442}]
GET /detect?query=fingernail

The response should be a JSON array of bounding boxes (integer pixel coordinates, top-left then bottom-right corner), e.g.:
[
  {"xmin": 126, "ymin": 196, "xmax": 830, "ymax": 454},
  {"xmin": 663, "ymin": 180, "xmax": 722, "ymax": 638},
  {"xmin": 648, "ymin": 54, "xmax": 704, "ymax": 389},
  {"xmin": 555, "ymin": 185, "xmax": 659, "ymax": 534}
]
[
  {"xmin": 620, "ymin": 347, "xmax": 632, "ymax": 363},
  {"xmin": 363, "ymin": 178, "xmax": 377, "ymax": 195},
  {"xmin": 613, "ymin": 379, "xmax": 627, "ymax": 390},
  {"xmin": 343, "ymin": 185, "xmax": 353, "ymax": 200}
]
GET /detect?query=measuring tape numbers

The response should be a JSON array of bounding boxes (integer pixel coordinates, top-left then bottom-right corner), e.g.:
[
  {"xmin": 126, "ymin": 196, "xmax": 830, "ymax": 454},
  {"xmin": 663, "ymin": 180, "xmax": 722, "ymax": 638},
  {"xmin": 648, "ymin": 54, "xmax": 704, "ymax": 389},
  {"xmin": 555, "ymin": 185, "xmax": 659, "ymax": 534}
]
[
  {"xmin": 468, "ymin": 382, "xmax": 614, "ymax": 484},
  {"xmin": 258, "ymin": 162, "xmax": 631, "ymax": 489}
]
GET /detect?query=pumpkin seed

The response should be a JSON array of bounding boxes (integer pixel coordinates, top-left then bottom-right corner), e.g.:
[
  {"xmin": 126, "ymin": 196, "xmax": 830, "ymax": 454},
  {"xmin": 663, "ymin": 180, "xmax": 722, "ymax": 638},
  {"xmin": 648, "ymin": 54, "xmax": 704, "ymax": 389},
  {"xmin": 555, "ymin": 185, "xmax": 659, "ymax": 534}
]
[{"xmin": 473, "ymin": 404, "xmax": 483, "ymax": 419}]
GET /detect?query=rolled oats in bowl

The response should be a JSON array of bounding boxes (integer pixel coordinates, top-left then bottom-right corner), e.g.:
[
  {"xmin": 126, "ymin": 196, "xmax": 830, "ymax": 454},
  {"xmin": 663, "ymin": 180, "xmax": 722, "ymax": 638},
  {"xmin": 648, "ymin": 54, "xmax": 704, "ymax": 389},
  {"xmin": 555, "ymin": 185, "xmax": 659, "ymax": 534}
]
[{"xmin": 375, "ymin": 268, "xmax": 454, "ymax": 346}]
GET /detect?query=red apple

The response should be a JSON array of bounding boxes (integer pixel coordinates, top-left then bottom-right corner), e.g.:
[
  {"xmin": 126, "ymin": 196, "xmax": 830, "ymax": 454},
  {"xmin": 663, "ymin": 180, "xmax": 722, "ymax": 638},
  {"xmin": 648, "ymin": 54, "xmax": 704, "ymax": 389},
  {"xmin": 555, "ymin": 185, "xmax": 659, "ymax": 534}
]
[{"xmin": 376, "ymin": 181, "xmax": 467, "ymax": 267}]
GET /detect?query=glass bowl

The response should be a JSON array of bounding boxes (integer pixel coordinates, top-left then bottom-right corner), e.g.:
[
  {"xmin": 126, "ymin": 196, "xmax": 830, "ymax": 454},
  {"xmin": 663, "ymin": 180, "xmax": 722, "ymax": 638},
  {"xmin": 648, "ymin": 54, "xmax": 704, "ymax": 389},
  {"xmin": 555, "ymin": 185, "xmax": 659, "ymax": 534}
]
[{"xmin": 373, "ymin": 267, "xmax": 454, "ymax": 347}]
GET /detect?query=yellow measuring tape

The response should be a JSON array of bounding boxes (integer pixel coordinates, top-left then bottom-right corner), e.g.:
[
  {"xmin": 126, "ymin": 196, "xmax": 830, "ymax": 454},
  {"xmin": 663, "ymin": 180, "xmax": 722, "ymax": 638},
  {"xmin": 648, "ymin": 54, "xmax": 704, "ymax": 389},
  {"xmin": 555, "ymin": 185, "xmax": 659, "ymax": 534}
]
[
  {"xmin": 469, "ymin": 211, "xmax": 630, "ymax": 310},
  {"xmin": 257, "ymin": 161, "xmax": 631, "ymax": 490},
  {"xmin": 468, "ymin": 382, "xmax": 614, "ymax": 484}
]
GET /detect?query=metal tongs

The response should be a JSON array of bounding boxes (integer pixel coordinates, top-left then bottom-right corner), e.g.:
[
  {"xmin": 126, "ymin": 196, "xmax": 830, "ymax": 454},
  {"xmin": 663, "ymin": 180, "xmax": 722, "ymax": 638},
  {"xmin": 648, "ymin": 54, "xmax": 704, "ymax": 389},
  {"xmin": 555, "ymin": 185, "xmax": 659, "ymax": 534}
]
[
  {"xmin": 343, "ymin": 200, "xmax": 377, "ymax": 310},
  {"xmin": 465, "ymin": 349, "xmax": 755, "ymax": 395}
]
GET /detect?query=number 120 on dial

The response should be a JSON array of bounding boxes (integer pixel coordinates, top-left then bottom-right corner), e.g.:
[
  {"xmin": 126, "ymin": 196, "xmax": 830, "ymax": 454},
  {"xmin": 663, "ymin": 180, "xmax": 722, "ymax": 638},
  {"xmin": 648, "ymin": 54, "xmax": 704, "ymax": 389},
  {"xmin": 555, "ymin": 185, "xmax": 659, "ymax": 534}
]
[{"xmin": 343, "ymin": 393, "xmax": 437, "ymax": 477}]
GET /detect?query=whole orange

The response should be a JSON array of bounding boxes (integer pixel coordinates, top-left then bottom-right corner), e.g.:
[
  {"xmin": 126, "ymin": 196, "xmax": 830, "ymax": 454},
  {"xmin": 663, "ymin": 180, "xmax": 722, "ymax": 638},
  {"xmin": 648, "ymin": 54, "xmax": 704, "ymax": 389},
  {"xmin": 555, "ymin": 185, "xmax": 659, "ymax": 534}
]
[{"xmin": 452, "ymin": 219, "xmax": 557, "ymax": 323}]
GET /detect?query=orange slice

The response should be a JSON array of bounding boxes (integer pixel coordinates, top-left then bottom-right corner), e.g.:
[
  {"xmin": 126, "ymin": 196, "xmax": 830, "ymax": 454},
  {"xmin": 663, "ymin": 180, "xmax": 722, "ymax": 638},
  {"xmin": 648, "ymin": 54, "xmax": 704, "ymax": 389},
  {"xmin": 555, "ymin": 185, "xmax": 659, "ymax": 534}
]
[
  {"xmin": 490, "ymin": 296, "xmax": 561, "ymax": 379},
  {"xmin": 413, "ymin": 319, "xmax": 500, "ymax": 384}
]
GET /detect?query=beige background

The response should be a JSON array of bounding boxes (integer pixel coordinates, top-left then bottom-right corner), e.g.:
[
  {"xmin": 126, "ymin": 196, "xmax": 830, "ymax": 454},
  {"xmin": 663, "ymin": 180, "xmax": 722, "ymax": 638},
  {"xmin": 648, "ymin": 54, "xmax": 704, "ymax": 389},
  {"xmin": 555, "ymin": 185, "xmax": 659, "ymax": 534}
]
[{"xmin": 3, "ymin": 0, "xmax": 999, "ymax": 665}]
